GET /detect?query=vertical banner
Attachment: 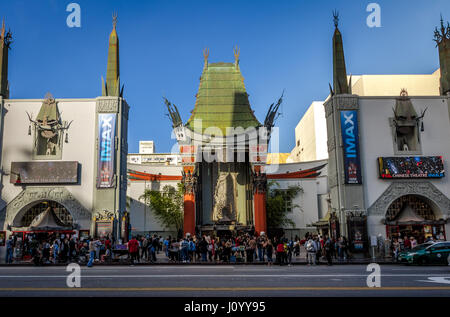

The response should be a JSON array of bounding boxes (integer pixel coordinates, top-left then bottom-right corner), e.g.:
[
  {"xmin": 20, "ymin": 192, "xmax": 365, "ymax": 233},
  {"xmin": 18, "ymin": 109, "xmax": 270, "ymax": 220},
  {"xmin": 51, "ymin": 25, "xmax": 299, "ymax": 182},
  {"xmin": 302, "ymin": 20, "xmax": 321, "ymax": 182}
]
[
  {"xmin": 97, "ymin": 113, "xmax": 117, "ymax": 188},
  {"xmin": 340, "ymin": 110, "xmax": 362, "ymax": 184}
]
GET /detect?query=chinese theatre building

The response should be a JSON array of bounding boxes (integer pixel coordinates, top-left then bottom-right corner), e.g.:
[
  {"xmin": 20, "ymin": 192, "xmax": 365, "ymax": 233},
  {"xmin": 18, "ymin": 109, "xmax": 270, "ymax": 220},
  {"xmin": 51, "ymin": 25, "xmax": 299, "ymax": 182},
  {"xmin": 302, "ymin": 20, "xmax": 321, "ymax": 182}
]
[
  {"xmin": 162, "ymin": 47, "xmax": 284, "ymax": 237},
  {"xmin": 324, "ymin": 14, "xmax": 450, "ymax": 252},
  {"xmin": 0, "ymin": 18, "xmax": 129, "ymax": 260}
]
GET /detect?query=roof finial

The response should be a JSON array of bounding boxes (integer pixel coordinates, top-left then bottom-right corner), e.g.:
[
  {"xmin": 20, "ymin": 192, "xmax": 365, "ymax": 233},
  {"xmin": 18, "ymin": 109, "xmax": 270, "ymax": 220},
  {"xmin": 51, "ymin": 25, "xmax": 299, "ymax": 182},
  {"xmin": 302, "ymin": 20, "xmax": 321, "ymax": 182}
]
[
  {"xmin": 112, "ymin": 11, "xmax": 118, "ymax": 29},
  {"xmin": 203, "ymin": 47, "xmax": 209, "ymax": 69},
  {"xmin": 203, "ymin": 47, "xmax": 209, "ymax": 62},
  {"xmin": 434, "ymin": 14, "xmax": 450, "ymax": 45},
  {"xmin": 333, "ymin": 10, "xmax": 339, "ymax": 28},
  {"xmin": 234, "ymin": 45, "xmax": 240, "ymax": 62}
]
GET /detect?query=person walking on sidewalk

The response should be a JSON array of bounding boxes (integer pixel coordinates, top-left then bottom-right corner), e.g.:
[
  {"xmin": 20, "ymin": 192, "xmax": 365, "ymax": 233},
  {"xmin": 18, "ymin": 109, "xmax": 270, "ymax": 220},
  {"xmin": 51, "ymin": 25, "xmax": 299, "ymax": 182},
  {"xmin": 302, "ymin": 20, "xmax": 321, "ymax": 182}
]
[
  {"xmin": 149, "ymin": 235, "xmax": 158, "ymax": 262},
  {"xmin": 52, "ymin": 239, "xmax": 60, "ymax": 264},
  {"xmin": 265, "ymin": 239, "xmax": 273, "ymax": 266},
  {"xmin": 180, "ymin": 237, "xmax": 189, "ymax": 263},
  {"xmin": 306, "ymin": 236, "xmax": 317, "ymax": 265},
  {"xmin": 5, "ymin": 236, "xmax": 14, "ymax": 264},
  {"xmin": 276, "ymin": 241, "xmax": 285, "ymax": 266},
  {"xmin": 87, "ymin": 237, "xmax": 96, "ymax": 267},
  {"xmin": 141, "ymin": 236, "xmax": 149, "ymax": 261},
  {"xmin": 314, "ymin": 236, "xmax": 321, "ymax": 265},
  {"xmin": 324, "ymin": 235, "xmax": 333, "ymax": 266},
  {"xmin": 199, "ymin": 236, "xmax": 208, "ymax": 262},
  {"xmin": 127, "ymin": 236, "xmax": 139, "ymax": 265}
]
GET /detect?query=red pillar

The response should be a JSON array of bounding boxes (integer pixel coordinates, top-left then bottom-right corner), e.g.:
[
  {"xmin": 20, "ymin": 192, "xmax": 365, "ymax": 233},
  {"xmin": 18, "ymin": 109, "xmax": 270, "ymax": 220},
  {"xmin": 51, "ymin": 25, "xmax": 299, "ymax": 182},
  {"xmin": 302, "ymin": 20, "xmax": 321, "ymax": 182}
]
[
  {"xmin": 254, "ymin": 191, "xmax": 267, "ymax": 235},
  {"xmin": 182, "ymin": 166, "xmax": 197, "ymax": 237},
  {"xmin": 183, "ymin": 192, "xmax": 195, "ymax": 237},
  {"xmin": 253, "ymin": 169, "xmax": 267, "ymax": 236}
]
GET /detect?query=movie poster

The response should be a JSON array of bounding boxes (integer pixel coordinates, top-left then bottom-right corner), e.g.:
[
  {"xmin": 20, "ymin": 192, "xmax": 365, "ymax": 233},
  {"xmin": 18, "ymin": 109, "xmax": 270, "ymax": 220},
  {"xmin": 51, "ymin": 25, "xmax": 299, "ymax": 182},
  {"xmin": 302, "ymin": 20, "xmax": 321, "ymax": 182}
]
[
  {"xmin": 340, "ymin": 110, "xmax": 362, "ymax": 184},
  {"xmin": 97, "ymin": 113, "xmax": 117, "ymax": 188}
]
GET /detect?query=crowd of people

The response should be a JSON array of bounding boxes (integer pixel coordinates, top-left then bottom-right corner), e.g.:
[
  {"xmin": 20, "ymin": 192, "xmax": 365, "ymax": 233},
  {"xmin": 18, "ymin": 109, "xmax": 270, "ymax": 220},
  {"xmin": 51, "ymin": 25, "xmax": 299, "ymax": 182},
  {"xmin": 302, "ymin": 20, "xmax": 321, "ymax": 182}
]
[
  {"xmin": 4, "ymin": 233, "xmax": 115, "ymax": 266},
  {"xmin": 4, "ymin": 231, "xmax": 365, "ymax": 266},
  {"xmin": 125, "ymin": 232, "xmax": 353, "ymax": 266}
]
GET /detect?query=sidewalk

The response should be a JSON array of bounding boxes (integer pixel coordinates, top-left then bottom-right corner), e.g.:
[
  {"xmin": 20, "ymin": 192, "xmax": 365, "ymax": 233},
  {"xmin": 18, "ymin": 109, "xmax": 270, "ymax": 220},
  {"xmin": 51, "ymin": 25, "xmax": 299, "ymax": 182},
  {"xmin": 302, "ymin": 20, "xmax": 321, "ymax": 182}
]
[{"xmin": 1, "ymin": 248, "xmax": 396, "ymax": 266}]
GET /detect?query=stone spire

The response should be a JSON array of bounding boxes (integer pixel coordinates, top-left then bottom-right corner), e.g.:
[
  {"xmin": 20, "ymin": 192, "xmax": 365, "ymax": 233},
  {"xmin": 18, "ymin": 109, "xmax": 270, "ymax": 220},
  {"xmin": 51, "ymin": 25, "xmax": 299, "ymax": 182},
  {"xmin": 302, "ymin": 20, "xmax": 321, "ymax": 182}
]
[
  {"xmin": 332, "ymin": 11, "xmax": 350, "ymax": 95},
  {"xmin": 0, "ymin": 19, "xmax": 12, "ymax": 98},
  {"xmin": 433, "ymin": 15, "xmax": 450, "ymax": 95},
  {"xmin": 102, "ymin": 12, "xmax": 123, "ymax": 97}
]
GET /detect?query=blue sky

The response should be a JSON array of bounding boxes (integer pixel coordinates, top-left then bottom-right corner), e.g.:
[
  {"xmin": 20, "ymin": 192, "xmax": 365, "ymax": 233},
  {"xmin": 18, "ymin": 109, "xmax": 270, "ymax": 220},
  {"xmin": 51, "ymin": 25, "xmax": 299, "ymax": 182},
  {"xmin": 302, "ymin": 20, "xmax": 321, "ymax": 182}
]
[{"xmin": 2, "ymin": 0, "xmax": 449, "ymax": 153}]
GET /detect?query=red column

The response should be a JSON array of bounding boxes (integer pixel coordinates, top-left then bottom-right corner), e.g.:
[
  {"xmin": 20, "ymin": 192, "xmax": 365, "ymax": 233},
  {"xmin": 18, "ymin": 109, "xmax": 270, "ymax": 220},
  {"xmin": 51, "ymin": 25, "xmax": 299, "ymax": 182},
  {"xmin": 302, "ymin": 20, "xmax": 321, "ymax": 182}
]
[
  {"xmin": 182, "ymin": 167, "xmax": 197, "ymax": 237},
  {"xmin": 183, "ymin": 192, "xmax": 195, "ymax": 237},
  {"xmin": 253, "ymin": 170, "xmax": 267, "ymax": 236},
  {"xmin": 254, "ymin": 191, "xmax": 267, "ymax": 235}
]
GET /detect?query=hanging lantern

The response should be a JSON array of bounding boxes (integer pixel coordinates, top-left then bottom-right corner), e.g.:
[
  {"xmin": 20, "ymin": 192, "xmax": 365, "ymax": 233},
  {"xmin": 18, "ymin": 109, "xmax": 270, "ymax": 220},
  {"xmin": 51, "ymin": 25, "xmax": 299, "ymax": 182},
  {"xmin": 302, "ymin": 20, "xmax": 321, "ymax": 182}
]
[
  {"xmin": 421, "ymin": 121, "xmax": 424, "ymax": 132},
  {"xmin": 65, "ymin": 132, "xmax": 69, "ymax": 143},
  {"xmin": 28, "ymin": 125, "xmax": 31, "ymax": 136}
]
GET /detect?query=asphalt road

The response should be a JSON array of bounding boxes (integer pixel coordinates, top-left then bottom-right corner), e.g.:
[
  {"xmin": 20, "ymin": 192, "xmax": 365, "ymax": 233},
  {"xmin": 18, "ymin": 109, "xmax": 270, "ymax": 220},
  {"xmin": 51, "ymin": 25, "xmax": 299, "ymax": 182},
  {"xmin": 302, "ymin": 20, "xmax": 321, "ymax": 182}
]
[{"xmin": 0, "ymin": 264, "xmax": 449, "ymax": 297}]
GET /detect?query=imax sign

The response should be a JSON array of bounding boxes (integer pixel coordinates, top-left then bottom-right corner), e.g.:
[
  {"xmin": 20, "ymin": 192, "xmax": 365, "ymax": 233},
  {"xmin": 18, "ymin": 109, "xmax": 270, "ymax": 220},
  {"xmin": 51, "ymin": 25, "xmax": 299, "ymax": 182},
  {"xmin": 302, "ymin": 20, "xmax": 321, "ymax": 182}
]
[{"xmin": 340, "ymin": 110, "xmax": 362, "ymax": 184}]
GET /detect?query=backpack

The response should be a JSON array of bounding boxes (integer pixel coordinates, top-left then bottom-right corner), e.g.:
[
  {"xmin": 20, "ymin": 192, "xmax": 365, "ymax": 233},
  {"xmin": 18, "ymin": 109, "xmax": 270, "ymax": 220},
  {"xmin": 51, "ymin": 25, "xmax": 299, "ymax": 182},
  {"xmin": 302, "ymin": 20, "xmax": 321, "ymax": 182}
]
[
  {"xmin": 181, "ymin": 240, "xmax": 189, "ymax": 250},
  {"xmin": 189, "ymin": 241, "xmax": 196, "ymax": 251}
]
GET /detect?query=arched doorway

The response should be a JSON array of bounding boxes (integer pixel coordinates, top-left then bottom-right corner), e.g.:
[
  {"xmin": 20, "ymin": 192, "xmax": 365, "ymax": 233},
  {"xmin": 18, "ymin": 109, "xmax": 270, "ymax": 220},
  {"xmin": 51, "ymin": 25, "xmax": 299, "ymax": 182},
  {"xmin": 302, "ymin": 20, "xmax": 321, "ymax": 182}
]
[
  {"xmin": 385, "ymin": 195, "xmax": 446, "ymax": 243},
  {"xmin": 11, "ymin": 200, "xmax": 76, "ymax": 261},
  {"xmin": 20, "ymin": 201, "xmax": 73, "ymax": 227}
]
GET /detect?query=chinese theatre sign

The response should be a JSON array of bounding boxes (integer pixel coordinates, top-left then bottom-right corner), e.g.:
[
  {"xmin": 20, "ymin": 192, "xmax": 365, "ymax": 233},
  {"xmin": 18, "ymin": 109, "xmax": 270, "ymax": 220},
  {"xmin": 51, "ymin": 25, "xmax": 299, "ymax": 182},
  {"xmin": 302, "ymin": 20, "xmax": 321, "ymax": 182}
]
[
  {"xmin": 97, "ymin": 113, "xmax": 117, "ymax": 188},
  {"xmin": 10, "ymin": 161, "xmax": 79, "ymax": 184},
  {"xmin": 340, "ymin": 110, "xmax": 362, "ymax": 184},
  {"xmin": 378, "ymin": 156, "xmax": 445, "ymax": 179}
]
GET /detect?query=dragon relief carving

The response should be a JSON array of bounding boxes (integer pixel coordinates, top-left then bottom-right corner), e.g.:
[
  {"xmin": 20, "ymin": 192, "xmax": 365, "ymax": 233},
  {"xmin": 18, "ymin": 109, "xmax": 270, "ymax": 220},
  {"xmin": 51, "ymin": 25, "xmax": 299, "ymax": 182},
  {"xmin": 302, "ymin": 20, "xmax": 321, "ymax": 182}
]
[{"xmin": 26, "ymin": 93, "xmax": 73, "ymax": 156}]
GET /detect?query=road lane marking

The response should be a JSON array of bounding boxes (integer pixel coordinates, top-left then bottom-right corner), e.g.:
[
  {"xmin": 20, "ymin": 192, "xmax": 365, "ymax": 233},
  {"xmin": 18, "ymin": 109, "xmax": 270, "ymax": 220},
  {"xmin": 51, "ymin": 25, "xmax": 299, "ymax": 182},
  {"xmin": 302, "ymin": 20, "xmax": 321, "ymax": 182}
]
[
  {"xmin": 417, "ymin": 277, "xmax": 450, "ymax": 284},
  {"xmin": 0, "ymin": 286, "xmax": 449, "ymax": 292},
  {"xmin": 0, "ymin": 274, "xmax": 449, "ymax": 278}
]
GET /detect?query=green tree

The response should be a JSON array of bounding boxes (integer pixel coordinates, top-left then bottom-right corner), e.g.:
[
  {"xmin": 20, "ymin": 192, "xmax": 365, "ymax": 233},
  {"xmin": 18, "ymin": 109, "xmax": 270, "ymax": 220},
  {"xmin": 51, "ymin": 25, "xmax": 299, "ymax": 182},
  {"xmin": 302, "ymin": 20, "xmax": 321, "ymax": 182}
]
[
  {"xmin": 266, "ymin": 180, "xmax": 302, "ymax": 229},
  {"xmin": 140, "ymin": 184, "xmax": 184, "ymax": 236}
]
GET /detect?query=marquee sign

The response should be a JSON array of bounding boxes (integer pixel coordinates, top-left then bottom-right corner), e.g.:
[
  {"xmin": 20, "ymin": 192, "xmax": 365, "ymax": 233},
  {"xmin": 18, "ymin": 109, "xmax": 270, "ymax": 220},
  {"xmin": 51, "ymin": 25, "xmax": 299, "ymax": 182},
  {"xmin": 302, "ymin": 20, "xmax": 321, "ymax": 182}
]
[
  {"xmin": 10, "ymin": 161, "xmax": 79, "ymax": 184},
  {"xmin": 340, "ymin": 110, "xmax": 362, "ymax": 184},
  {"xmin": 378, "ymin": 156, "xmax": 445, "ymax": 179},
  {"xmin": 97, "ymin": 113, "xmax": 117, "ymax": 188}
]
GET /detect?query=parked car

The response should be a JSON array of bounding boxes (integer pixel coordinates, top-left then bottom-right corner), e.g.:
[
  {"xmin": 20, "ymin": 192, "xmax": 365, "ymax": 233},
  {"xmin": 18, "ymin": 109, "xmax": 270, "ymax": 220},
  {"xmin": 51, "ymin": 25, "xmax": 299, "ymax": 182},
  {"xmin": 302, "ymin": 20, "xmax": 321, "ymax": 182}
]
[{"xmin": 398, "ymin": 241, "xmax": 450, "ymax": 265}]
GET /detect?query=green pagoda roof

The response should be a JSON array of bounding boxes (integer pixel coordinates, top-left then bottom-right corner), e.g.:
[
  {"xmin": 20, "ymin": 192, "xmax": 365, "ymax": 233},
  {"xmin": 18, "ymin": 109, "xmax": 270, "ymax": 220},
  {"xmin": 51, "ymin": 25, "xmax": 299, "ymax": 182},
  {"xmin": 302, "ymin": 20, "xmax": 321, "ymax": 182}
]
[{"xmin": 185, "ymin": 56, "xmax": 261, "ymax": 136}]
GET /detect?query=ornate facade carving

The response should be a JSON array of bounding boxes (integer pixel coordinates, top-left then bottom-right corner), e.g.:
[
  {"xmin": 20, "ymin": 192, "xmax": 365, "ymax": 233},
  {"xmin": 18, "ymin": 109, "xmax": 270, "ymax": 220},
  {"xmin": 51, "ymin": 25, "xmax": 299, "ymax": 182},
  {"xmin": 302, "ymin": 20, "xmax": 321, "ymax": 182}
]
[
  {"xmin": 96, "ymin": 98, "xmax": 119, "ymax": 113},
  {"xmin": 333, "ymin": 94, "xmax": 359, "ymax": 110},
  {"xmin": 324, "ymin": 100, "xmax": 333, "ymax": 117},
  {"xmin": 367, "ymin": 181, "xmax": 450, "ymax": 218},
  {"xmin": 252, "ymin": 171, "xmax": 267, "ymax": 194},
  {"xmin": 93, "ymin": 210, "xmax": 115, "ymax": 221},
  {"xmin": 5, "ymin": 187, "xmax": 92, "ymax": 228},
  {"xmin": 327, "ymin": 136, "xmax": 336, "ymax": 152},
  {"xmin": 182, "ymin": 170, "xmax": 197, "ymax": 194}
]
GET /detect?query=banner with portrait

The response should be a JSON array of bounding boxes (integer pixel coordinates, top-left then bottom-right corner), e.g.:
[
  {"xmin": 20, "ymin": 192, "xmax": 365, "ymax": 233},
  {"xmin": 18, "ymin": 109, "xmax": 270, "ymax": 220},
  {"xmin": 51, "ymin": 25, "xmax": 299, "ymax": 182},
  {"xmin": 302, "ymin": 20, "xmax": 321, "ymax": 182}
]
[{"xmin": 97, "ymin": 113, "xmax": 117, "ymax": 188}]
